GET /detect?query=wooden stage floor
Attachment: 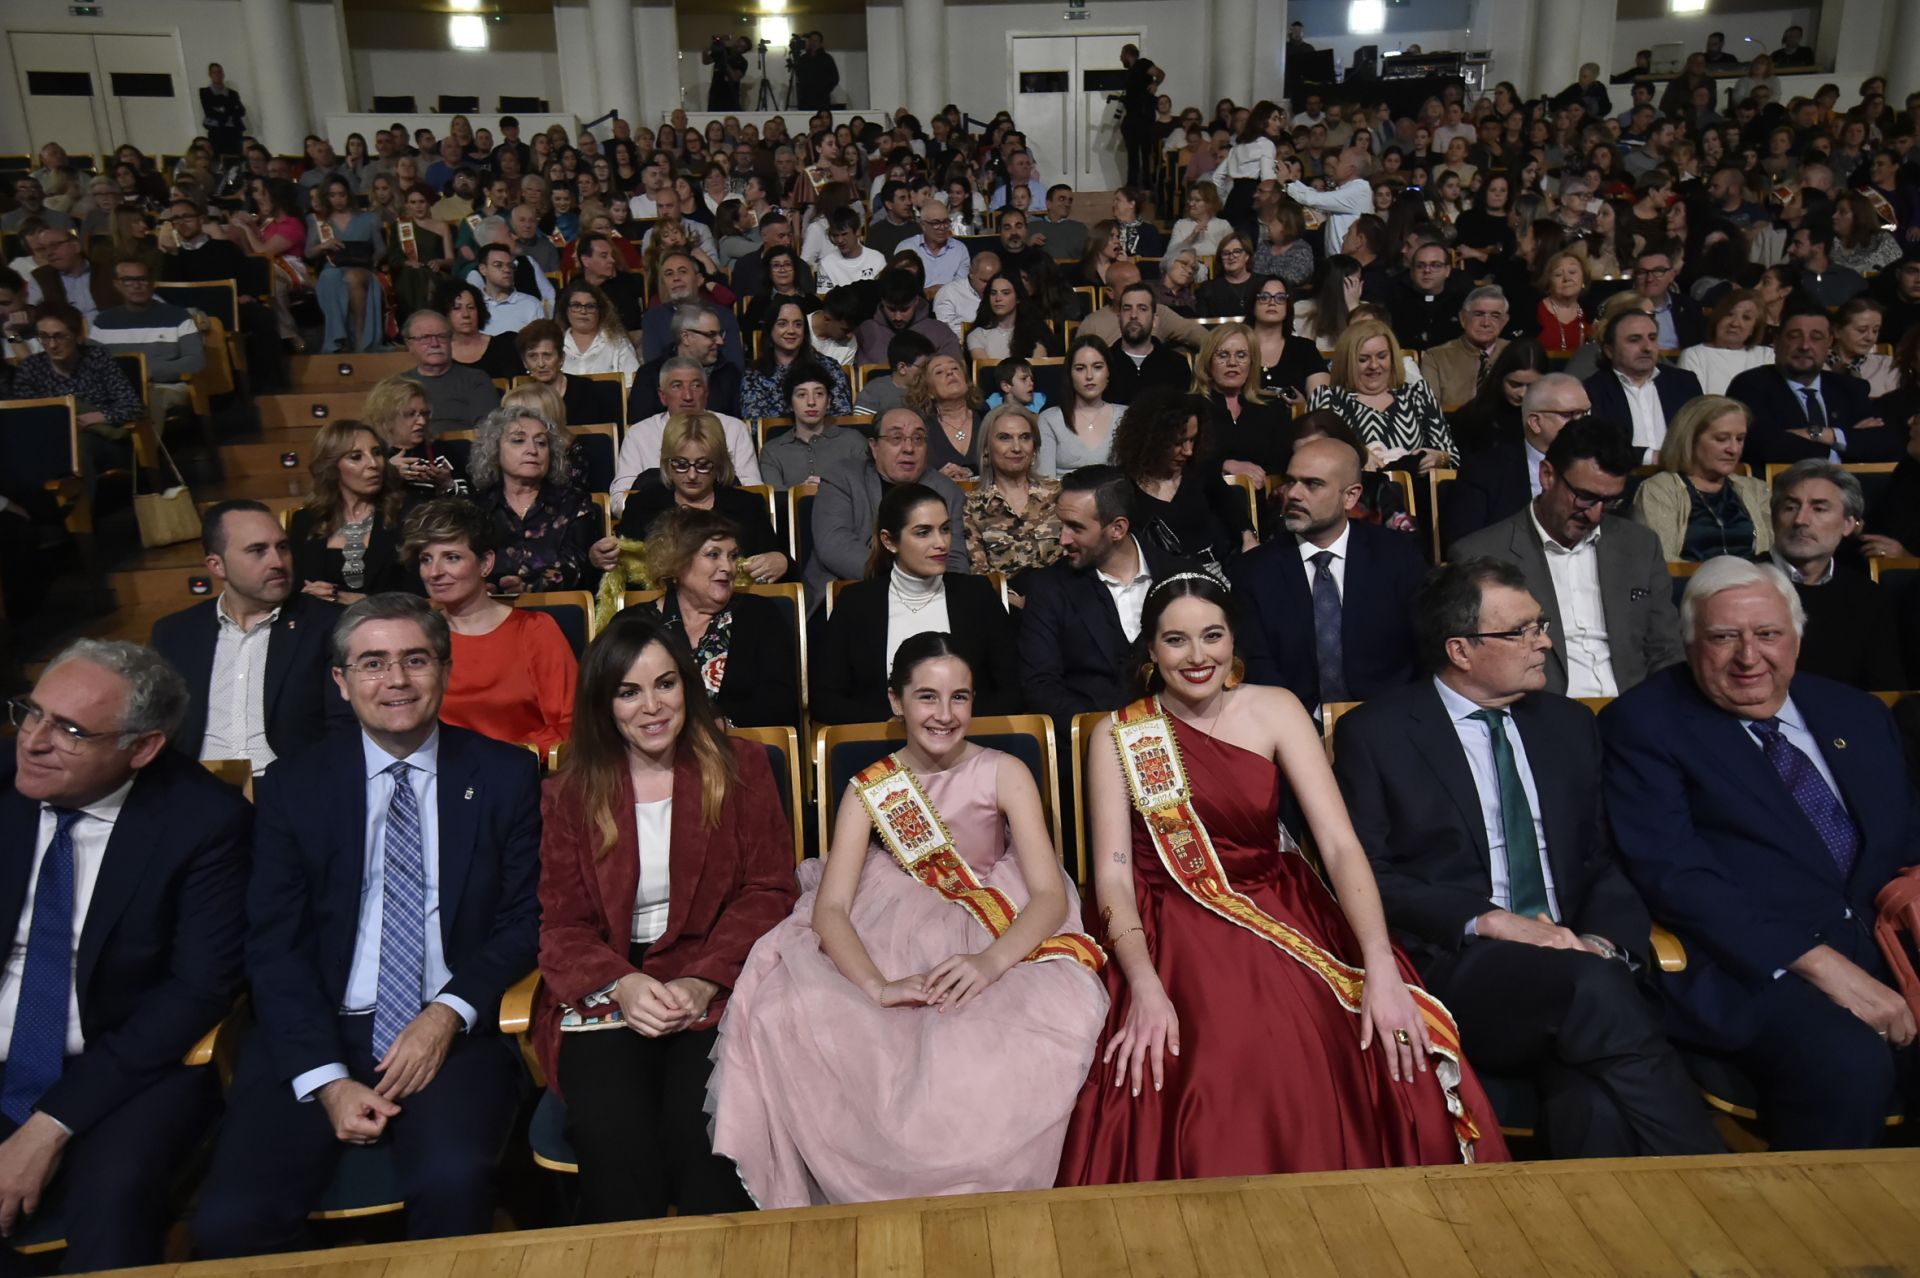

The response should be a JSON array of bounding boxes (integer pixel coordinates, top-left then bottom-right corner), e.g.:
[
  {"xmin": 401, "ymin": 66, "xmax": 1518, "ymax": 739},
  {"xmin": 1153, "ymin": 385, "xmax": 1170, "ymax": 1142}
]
[{"xmin": 119, "ymin": 1147, "xmax": 1920, "ymax": 1277}]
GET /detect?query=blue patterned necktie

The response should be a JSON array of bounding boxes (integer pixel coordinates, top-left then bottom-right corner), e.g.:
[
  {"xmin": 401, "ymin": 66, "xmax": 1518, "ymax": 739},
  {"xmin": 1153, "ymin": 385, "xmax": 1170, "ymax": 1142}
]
[
  {"xmin": 1749, "ymin": 718, "xmax": 1858, "ymax": 878},
  {"xmin": 1310, "ymin": 550, "xmax": 1349, "ymax": 704},
  {"xmin": 373, "ymin": 762, "xmax": 427, "ymax": 1057},
  {"xmin": 3, "ymin": 808, "xmax": 82, "ymax": 1125}
]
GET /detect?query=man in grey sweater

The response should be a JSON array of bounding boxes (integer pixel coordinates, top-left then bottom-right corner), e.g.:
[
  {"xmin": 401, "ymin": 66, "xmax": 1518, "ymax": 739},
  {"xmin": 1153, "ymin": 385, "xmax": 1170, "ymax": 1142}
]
[{"xmin": 90, "ymin": 258, "xmax": 205, "ymax": 423}]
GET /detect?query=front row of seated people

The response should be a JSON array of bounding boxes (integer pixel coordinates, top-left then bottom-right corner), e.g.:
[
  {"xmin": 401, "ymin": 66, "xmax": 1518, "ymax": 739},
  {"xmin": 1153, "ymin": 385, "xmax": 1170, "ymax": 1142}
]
[{"xmin": 7, "ymin": 537, "xmax": 1917, "ymax": 1261}]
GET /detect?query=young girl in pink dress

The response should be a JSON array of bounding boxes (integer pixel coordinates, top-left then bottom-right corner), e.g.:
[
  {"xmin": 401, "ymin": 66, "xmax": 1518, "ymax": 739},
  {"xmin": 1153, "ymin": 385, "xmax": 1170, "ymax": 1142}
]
[{"xmin": 707, "ymin": 633, "xmax": 1108, "ymax": 1207}]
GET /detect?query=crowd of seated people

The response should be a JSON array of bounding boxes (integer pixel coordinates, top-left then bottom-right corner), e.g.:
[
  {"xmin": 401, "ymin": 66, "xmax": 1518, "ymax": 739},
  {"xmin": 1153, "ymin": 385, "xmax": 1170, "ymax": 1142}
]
[{"xmin": 5, "ymin": 45, "xmax": 1920, "ymax": 1265}]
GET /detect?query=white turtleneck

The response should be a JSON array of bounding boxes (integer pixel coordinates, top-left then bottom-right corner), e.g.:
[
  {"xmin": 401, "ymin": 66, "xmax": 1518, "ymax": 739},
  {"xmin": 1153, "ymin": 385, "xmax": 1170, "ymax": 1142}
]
[{"xmin": 885, "ymin": 564, "xmax": 949, "ymax": 668}]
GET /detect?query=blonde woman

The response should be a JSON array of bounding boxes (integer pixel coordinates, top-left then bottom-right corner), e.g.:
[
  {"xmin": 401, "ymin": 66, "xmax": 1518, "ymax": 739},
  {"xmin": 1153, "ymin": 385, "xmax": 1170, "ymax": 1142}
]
[
  {"xmin": 1629, "ymin": 395, "xmax": 1772, "ymax": 562},
  {"xmin": 287, "ymin": 419, "xmax": 418, "ymax": 602},
  {"xmin": 1535, "ymin": 250, "xmax": 1591, "ymax": 356},
  {"xmin": 1305, "ymin": 319, "xmax": 1454, "ymax": 471},
  {"xmin": 1191, "ymin": 322, "xmax": 1293, "ymax": 482},
  {"xmin": 1168, "ymin": 182, "xmax": 1232, "ymax": 262},
  {"xmin": 963, "ymin": 404, "xmax": 1062, "ymax": 590}
]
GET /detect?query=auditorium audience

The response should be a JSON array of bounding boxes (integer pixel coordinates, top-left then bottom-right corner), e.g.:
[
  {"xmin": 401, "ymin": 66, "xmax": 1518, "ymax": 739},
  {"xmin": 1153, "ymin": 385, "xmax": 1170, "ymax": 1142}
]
[
  {"xmin": 517, "ymin": 319, "xmax": 626, "ymax": 429},
  {"xmin": 712, "ymin": 631, "xmax": 1102, "ymax": 1206},
  {"xmin": 1582, "ymin": 309, "xmax": 1704, "ymax": 463},
  {"xmin": 904, "ymin": 353, "xmax": 988, "ymax": 481},
  {"xmin": 194, "ymin": 593, "xmax": 541, "ymax": 1256},
  {"xmin": 630, "ymin": 302, "xmax": 744, "ymax": 422},
  {"xmin": 289, "ymin": 420, "xmax": 421, "ymax": 603},
  {"xmin": 1192, "ymin": 321, "xmax": 1293, "ymax": 482},
  {"xmin": 1250, "ymin": 277, "xmax": 1328, "ymax": 402},
  {"xmin": 1334, "ymin": 560, "xmax": 1723, "ymax": 1159},
  {"xmin": 533, "ymin": 610, "xmax": 795, "ymax": 1221},
  {"xmin": 467, "ymin": 402, "xmax": 613, "ymax": 595},
  {"xmin": 811, "ymin": 483, "xmax": 1019, "ymax": 723},
  {"xmin": 617, "ymin": 412, "xmax": 787, "ymax": 583},
  {"xmin": 1114, "ymin": 386, "xmax": 1255, "ymax": 566},
  {"xmin": 1601, "ymin": 561, "xmax": 1920, "ymax": 1149},
  {"xmin": 307, "ymin": 176, "xmax": 386, "ymax": 353},
  {"xmin": 1727, "ymin": 307, "xmax": 1899, "ymax": 465},
  {"xmin": 1101, "ymin": 283, "xmax": 1195, "ymax": 403},
  {"xmin": 1764, "ymin": 461, "xmax": 1905, "ymax": 691},
  {"xmin": 1, "ymin": 640, "xmax": 252, "ymax": 1271},
  {"xmin": 1078, "ymin": 265, "xmax": 1207, "ymax": 351},
  {"xmin": 854, "ymin": 268, "xmax": 962, "ymax": 366},
  {"xmin": 1629, "ymin": 396, "xmax": 1774, "ymax": 562},
  {"xmin": 151, "ymin": 501, "xmax": 351, "ymax": 773},
  {"xmin": 613, "ymin": 357, "xmax": 763, "ymax": 506},
  {"xmin": 404, "ymin": 499, "xmax": 576, "ymax": 749},
  {"xmin": 1452, "ymin": 416, "xmax": 1682, "ymax": 696},
  {"xmin": 640, "ymin": 253, "xmax": 745, "ymax": 366},
  {"xmin": 1828, "ymin": 296, "xmax": 1899, "ymax": 397},
  {"xmin": 1232, "ymin": 435, "xmax": 1426, "ymax": 711}
]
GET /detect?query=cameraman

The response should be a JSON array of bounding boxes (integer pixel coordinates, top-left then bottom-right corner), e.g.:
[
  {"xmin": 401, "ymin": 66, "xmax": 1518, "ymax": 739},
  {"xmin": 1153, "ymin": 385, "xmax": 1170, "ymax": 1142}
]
[
  {"xmin": 704, "ymin": 35, "xmax": 749, "ymax": 111},
  {"xmin": 794, "ymin": 31, "xmax": 839, "ymax": 112},
  {"xmin": 1119, "ymin": 43, "xmax": 1163, "ymax": 188}
]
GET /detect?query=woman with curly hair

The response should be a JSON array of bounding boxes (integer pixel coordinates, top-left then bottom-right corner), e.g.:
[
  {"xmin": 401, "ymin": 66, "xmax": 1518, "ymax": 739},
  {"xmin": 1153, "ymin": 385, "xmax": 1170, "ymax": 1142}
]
[
  {"xmin": 904, "ymin": 353, "xmax": 987, "ymax": 482},
  {"xmin": 559, "ymin": 277, "xmax": 641, "ymax": 377},
  {"xmin": 466, "ymin": 401, "xmax": 614, "ymax": 594},
  {"xmin": 1112, "ymin": 386, "xmax": 1255, "ymax": 566}
]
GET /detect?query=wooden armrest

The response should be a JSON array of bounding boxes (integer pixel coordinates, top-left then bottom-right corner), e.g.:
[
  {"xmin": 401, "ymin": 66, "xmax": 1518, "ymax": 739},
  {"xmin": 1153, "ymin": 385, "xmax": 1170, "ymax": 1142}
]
[
  {"xmin": 1650, "ymin": 924, "xmax": 1686, "ymax": 974},
  {"xmin": 499, "ymin": 969, "xmax": 541, "ymax": 1034}
]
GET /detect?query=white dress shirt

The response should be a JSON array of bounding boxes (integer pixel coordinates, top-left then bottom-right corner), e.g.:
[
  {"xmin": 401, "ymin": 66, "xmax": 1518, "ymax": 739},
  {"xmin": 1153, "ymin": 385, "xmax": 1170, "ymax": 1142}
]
[
  {"xmin": 0, "ymin": 778, "xmax": 136, "ymax": 1061},
  {"xmin": 291, "ymin": 731, "xmax": 476, "ymax": 1101},
  {"xmin": 1433, "ymin": 678, "xmax": 1561, "ymax": 923},
  {"xmin": 1525, "ymin": 440, "xmax": 1547, "ymax": 499},
  {"xmin": 1615, "ymin": 370, "xmax": 1668, "ymax": 459},
  {"xmin": 1097, "ymin": 537, "xmax": 1154, "ymax": 642},
  {"xmin": 611, "ymin": 410, "xmax": 764, "ymax": 512},
  {"xmin": 1284, "ymin": 176, "xmax": 1372, "ymax": 256},
  {"xmin": 1298, "ymin": 521, "xmax": 1351, "ymax": 598},
  {"xmin": 933, "ymin": 276, "xmax": 981, "ymax": 337},
  {"xmin": 1531, "ymin": 510, "xmax": 1619, "ymax": 696},
  {"xmin": 899, "ymin": 235, "xmax": 972, "ymax": 287},
  {"xmin": 201, "ymin": 594, "xmax": 280, "ymax": 775},
  {"xmin": 480, "ymin": 289, "xmax": 545, "ymax": 336},
  {"xmin": 630, "ymin": 798, "xmax": 674, "ymax": 944}
]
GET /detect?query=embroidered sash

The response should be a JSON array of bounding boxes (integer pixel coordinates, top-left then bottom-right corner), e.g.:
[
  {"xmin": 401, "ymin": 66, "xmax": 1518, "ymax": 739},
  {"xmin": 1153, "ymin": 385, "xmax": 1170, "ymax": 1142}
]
[
  {"xmin": 1110, "ymin": 697, "xmax": 1485, "ymax": 1161},
  {"xmin": 853, "ymin": 754, "xmax": 1104, "ymax": 973},
  {"xmin": 397, "ymin": 219, "xmax": 419, "ymax": 264}
]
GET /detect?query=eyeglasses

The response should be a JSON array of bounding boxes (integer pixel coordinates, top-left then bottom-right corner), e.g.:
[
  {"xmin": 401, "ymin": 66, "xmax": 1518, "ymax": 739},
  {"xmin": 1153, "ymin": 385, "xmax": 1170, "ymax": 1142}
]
[
  {"xmin": 1633, "ymin": 264, "xmax": 1674, "ymax": 277},
  {"xmin": 566, "ymin": 301, "xmax": 599, "ymax": 313},
  {"xmin": 1561, "ymin": 480, "xmax": 1627, "ymax": 512},
  {"xmin": 1254, "ymin": 291, "xmax": 1289, "ymax": 304},
  {"xmin": 684, "ymin": 328, "xmax": 723, "ymax": 340},
  {"xmin": 6, "ymin": 696, "xmax": 118, "ymax": 752},
  {"xmin": 666, "ymin": 456, "xmax": 716, "ymax": 473},
  {"xmin": 33, "ymin": 329, "xmax": 75, "ymax": 343},
  {"xmin": 1462, "ymin": 619, "xmax": 1552, "ymax": 643},
  {"xmin": 341, "ymin": 654, "xmax": 441, "ymax": 679},
  {"xmin": 407, "ymin": 331, "xmax": 451, "ymax": 344}
]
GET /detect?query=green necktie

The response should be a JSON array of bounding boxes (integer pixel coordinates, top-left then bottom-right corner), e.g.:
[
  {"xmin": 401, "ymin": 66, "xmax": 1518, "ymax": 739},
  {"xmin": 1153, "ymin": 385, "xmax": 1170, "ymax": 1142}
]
[{"xmin": 1468, "ymin": 708, "xmax": 1552, "ymax": 920}]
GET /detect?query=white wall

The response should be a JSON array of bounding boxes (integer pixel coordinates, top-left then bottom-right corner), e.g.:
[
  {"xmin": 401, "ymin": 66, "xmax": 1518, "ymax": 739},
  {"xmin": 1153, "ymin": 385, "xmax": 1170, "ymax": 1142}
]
[
  {"xmin": 942, "ymin": 0, "xmax": 1208, "ymax": 127},
  {"xmin": 1613, "ymin": 6, "xmax": 1814, "ymax": 73},
  {"xmin": 349, "ymin": 48, "xmax": 561, "ymax": 113}
]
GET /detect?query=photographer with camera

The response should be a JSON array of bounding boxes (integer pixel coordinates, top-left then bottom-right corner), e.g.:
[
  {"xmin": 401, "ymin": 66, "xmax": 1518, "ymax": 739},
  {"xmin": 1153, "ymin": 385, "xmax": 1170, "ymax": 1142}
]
[
  {"xmin": 793, "ymin": 31, "xmax": 839, "ymax": 112},
  {"xmin": 705, "ymin": 34, "xmax": 750, "ymax": 112}
]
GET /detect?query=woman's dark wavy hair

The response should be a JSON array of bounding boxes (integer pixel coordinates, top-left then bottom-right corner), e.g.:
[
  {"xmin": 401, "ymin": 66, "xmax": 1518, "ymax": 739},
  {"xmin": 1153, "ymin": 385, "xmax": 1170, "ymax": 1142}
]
[
  {"xmin": 1110, "ymin": 386, "xmax": 1210, "ymax": 483},
  {"xmin": 560, "ymin": 609, "xmax": 736, "ymax": 853},
  {"xmin": 1125, "ymin": 572, "xmax": 1236, "ymax": 700}
]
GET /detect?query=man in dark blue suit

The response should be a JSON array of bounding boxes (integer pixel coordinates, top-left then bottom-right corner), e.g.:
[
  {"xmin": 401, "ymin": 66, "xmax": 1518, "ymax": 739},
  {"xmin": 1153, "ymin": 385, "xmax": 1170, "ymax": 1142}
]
[
  {"xmin": 194, "ymin": 594, "xmax": 541, "ymax": 1257},
  {"xmin": 1580, "ymin": 310, "xmax": 1704, "ymax": 462},
  {"xmin": 1601, "ymin": 558, "xmax": 1919, "ymax": 1149},
  {"xmin": 1440, "ymin": 373, "xmax": 1588, "ymax": 552},
  {"xmin": 1019, "ymin": 465, "xmax": 1191, "ymax": 723},
  {"xmin": 1232, "ymin": 437, "xmax": 1426, "ymax": 712},
  {"xmin": 150, "ymin": 501, "xmax": 351, "ymax": 776},
  {"xmin": 1725, "ymin": 307, "xmax": 1901, "ymax": 466},
  {"xmin": 0, "ymin": 640, "xmax": 249, "ymax": 1271}
]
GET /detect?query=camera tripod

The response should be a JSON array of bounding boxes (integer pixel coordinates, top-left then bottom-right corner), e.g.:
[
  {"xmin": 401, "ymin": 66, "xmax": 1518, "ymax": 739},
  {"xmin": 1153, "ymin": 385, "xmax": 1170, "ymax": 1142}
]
[{"xmin": 756, "ymin": 43, "xmax": 777, "ymax": 111}]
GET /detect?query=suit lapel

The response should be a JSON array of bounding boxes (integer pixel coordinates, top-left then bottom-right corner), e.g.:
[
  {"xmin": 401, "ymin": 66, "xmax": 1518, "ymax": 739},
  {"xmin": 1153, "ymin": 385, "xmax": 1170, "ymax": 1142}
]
[
  {"xmin": 658, "ymin": 753, "xmax": 712, "ymax": 946},
  {"xmin": 178, "ymin": 603, "xmax": 220, "ymax": 715},
  {"xmin": 1679, "ymin": 694, "xmax": 1830, "ymax": 862},
  {"xmin": 74, "ymin": 766, "xmax": 161, "ymax": 995},
  {"xmin": 1511, "ymin": 519, "xmax": 1568, "ymax": 687},
  {"xmin": 1408, "ymin": 683, "xmax": 1491, "ymax": 867},
  {"xmin": 261, "ymin": 599, "xmax": 303, "ymax": 722},
  {"xmin": 1792, "ymin": 684, "xmax": 1874, "ymax": 868},
  {"xmin": 1594, "ymin": 523, "xmax": 1635, "ymax": 677},
  {"xmin": 434, "ymin": 728, "xmax": 478, "ymax": 943}
]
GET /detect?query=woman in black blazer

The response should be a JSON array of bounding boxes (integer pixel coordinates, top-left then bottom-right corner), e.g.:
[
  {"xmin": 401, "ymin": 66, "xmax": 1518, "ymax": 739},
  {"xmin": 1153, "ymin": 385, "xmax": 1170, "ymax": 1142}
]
[
  {"xmin": 615, "ymin": 412, "xmax": 788, "ymax": 583},
  {"xmin": 810, "ymin": 483, "xmax": 1021, "ymax": 724},
  {"xmin": 617, "ymin": 508, "xmax": 800, "ymax": 729},
  {"xmin": 287, "ymin": 420, "xmax": 421, "ymax": 603}
]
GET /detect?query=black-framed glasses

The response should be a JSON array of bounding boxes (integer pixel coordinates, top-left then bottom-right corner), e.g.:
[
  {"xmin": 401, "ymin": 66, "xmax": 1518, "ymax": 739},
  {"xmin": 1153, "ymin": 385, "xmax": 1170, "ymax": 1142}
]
[
  {"xmin": 666, "ymin": 456, "xmax": 716, "ymax": 473},
  {"xmin": 6, "ymin": 696, "xmax": 118, "ymax": 752},
  {"xmin": 1462, "ymin": 619, "xmax": 1552, "ymax": 643},
  {"xmin": 1254, "ymin": 291, "xmax": 1290, "ymax": 304},
  {"xmin": 1562, "ymin": 481, "xmax": 1627, "ymax": 512}
]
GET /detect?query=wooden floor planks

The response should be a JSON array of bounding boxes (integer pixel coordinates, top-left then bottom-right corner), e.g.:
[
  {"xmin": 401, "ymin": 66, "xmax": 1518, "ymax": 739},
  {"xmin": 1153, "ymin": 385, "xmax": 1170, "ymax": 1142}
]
[{"xmin": 111, "ymin": 1148, "xmax": 1920, "ymax": 1278}]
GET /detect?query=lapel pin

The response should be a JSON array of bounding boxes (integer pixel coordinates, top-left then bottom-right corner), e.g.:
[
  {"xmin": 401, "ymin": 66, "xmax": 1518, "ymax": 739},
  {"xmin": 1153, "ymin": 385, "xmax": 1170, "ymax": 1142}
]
[
  {"xmin": 1833, "ymin": 738, "xmax": 1847, "ymax": 749},
  {"xmin": 464, "ymin": 786, "xmax": 475, "ymax": 800},
  {"xmin": 286, "ymin": 618, "xmax": 296, "ymax": 630}
]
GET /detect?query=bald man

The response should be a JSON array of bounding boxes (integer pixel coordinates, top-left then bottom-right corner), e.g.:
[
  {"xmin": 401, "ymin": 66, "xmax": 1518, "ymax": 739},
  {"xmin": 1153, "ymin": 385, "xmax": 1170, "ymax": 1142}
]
[{"xmin": 1231, "ymin": 435, "xmax": 1429, "ymax": 713}]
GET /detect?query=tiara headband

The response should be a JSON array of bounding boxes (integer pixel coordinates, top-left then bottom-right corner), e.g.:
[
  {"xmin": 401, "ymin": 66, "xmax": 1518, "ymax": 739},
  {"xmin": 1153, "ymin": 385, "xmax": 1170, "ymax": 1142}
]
[{"xmin": 1146, "ymin": 571, "xmax": 1227, "ymax": 601}]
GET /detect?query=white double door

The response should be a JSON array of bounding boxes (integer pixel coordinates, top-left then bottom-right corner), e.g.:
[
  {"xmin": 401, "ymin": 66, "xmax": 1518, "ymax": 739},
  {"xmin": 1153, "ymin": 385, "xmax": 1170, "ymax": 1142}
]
[
  {"xmin": 9, "ymin": 31, "xmax": 194, "ymax": 159},
  {"xmin": 1008, "ymin": 31, "xmax": 1141, "ymax": 193}
]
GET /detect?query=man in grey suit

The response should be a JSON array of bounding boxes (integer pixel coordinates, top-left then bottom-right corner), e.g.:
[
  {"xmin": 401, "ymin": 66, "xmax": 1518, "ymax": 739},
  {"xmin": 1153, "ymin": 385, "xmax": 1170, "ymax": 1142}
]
[
  {"xmin": 803, "ymin": 408, "xmax": 965, "ymax": 610},
  {"xmin": 1450, "ymin": 416, "xmax": 1681, "ymax": 697}
]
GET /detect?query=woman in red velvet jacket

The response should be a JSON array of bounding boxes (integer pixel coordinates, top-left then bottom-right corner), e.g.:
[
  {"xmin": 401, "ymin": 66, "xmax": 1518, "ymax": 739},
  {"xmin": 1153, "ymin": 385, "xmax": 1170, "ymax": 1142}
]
[{"xmin": 535, "ymin": 610, "xmax": 798, "ymax": 1223}]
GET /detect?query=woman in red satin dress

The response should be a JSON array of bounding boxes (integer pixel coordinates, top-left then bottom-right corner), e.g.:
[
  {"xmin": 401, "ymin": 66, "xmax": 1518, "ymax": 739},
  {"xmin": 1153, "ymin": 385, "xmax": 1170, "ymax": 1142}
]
[{"xmin": 1058, "ymin": 574, "xmax": 1508, "ymax": 1182}]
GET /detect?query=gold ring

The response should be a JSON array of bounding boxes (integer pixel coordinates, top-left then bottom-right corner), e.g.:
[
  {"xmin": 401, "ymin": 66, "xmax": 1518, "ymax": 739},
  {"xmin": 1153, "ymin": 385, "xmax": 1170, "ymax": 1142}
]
[{"xmin": 1393, "ymin": 1029, "xmax": 1411, "ymax": 1045}]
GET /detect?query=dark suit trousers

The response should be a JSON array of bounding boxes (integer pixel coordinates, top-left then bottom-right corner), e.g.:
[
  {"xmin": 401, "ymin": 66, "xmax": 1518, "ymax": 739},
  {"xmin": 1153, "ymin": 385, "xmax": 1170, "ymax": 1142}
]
[
  {"xmin": 1429, "ymin": 940, "xmax": 1723, "ymax": 1158},
  {"xmin": 1730, "ymin": 970, "xmax": 1914, "ymax": 1151},
  {"xmin": 193, "ymin": 1014, "xmax": 524, "ymax": 1258},
  {"xmin": 558, "ymin": 941, "xmax": 752, "ymax": 1224},
  {"xmin": 0, "ymin": 1065, "xmax": 218, "ymax": 1274}
]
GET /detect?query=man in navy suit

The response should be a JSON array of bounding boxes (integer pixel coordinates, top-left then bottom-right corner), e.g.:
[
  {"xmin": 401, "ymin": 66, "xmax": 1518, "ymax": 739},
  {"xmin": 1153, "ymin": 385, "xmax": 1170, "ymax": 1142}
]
[
  {"xmin": 1020, "ymin": 465, "xmax": 1191, "ymax": 723},
  {"xmin": 0, "ymin": 640, "xmax": 250, "ymax": 1271},
  {"xmin": 1335, "ymin": 561, "xmax": 1721, "ymax": 1158},
  {"xmin": 1231, "ymin": 437, "xmax": 1426, "ymax": 712},
  {"xmin": 1725, "ymin": 307, "xmax": 1900, "ymax": 466},
  {"xmin": 1601, "ymin": 559, "xmax": 1919, "ymax": 1149},
  {"xmin": 150, "ymin": 501, "xmax": 351, "ymax": 775},
  {"xmin": 194, "ymin": 594, "xmax": 541, "ymax": 1257},
  {"xmin": 1441, "ymin": 374, "xmax": 1589, "ymax": 553},
  {"xmin": 1581, "ymin": 310, "xmax": 1704, "ymax": 462},
  {"xmin": 1628, "ymin": 242, "xmax": 1706, "ymax": 350}
]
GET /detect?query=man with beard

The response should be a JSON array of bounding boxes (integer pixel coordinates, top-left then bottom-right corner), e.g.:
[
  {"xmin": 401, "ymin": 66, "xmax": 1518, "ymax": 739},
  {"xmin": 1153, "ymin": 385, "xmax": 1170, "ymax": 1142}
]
[{"xmin": 1101, "ymin": 280, "xmax": 1198, "ymax": 402}]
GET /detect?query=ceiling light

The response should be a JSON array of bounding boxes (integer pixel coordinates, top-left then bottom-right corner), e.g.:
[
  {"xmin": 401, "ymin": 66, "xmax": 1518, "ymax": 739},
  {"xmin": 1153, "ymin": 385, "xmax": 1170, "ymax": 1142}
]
[
  {"xmin": 1348, "ymin": 0, "xmax": 1385, "ymax": 35},
  {"xmin": 1669, "ymin": 0, "xmax": 1708, "ymax": 11},
  {"xmin": 449, "ymin": 14, "xmax": 488, "ymax": 48},
  {"xmin": 762, "ymin": 0, "xmax": 786, "ymax": 12},
  {"xmin": 759, "ymin": 15, "xmax": 792, "ymax": 45},
  {"xmin": 448, "ymin": 0, "xmax": 481, "ymax": 10}
]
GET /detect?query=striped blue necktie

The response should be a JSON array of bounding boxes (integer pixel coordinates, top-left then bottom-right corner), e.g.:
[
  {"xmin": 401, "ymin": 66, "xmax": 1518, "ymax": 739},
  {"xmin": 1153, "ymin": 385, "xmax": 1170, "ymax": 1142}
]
[
  {"xmin": 373, "ymin": 762, "xmax": 427, "ymax": 1057},
  {"xmin": 3, "ymin": 808, "xmax": 81, "ymax": 1125}
]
